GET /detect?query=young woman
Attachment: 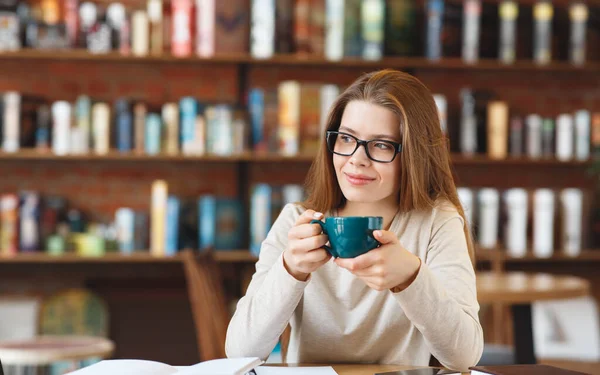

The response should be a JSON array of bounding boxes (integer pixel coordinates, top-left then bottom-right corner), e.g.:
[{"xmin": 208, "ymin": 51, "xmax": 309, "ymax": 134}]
[{"xmin": 226, "ymin": 69, "xmax": 483, "ymax": 371}]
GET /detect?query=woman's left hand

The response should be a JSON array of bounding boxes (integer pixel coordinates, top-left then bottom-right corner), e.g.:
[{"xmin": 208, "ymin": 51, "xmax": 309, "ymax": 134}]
[{"xmin": 334, "ymin": 230, "xmax": 422, "ymax": 292}]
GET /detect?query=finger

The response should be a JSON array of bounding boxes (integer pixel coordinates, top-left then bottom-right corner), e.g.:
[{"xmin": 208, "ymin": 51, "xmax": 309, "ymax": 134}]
[
  {"xmin": 303, "ymin": 248, "xmax": 331, "ymax": 264},
  {"xmin": 296, "ymin": 234, "xmax": 329, "ymax": 252},
  {"xmin": 335, "ymin": 249, "xmax": 380, "ymax": 271},
  {"xmin": 295, "ymin": 209, "xmax": 323, "ymax": 226},
  {"xmin": 373, "ymin": 230, "xmax": 399, "ymax": 245},
  {"xmin": 288, "ymin": 222, "xmax": 324, "ymax": 240},
  {"xmin": 349, "ymin": 264, "xmax": 383, "ymax": 277}
]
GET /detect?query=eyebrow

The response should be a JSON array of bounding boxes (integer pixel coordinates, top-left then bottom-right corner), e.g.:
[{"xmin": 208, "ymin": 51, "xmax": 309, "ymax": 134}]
[{"xmin": 338, "ymin": 126, "xmax": 400, "ymax": 142}]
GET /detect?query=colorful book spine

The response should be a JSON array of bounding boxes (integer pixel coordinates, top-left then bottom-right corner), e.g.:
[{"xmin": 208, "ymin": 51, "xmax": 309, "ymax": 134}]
[
  {"xmin": 300, "ymin": 84, "xmax": 322, "ymax": 154},
  {"xmin": 35, "ymin": 105, "xmax": 51, "ymax": 151},
  {"xmin": 180, "ymin": 97, "xmax": 198, "ymax": 155},
  {"xmin": 462, "ymin": 0, "xmax": 481, "ymax": 64},
  {"xmin": 251, "ymin": 0, "xmax": 275, "ymax": 59},
  {"xmin": 196, "ymin": 0, "xmax": 215, "ymax": 57},
  {"xmin": 278, "ymin": 81, "xmax": 301, "ymax": 156},
  {"xmin": 172, "ymin": 0, "xmax": 193, "ymax": 56},
  {"xmin": 165, "ymin": 196, "xmax": 180, "ymax": 256},
  {"xmin": 460, "ymin": 88, "xmax": 477, "ymax": 155},
  {"xmin": 361, "ymin": 0, "xmax": 385, "ymax": 60},
  {"xmin": 52, "ymin": 101, "xmax": 71, "ymax": 156},
  {"xmin": 282, "ymin": 184, "xmax": 304, "ymax": 205},
  {"xmin": 115, "ymin": 99, "xmax": 133, "ymax": 152},
  {"xmin": 250, "ymin": 184, "xmax": 271, "ymax": 255},
  {"xmin": 133, "ymin": 211, "xmax": 149, "ymax": 250},
  {"xmin": 145, "ymin": 113, "xmax": 162, "ymax": 155},
  {"xmin": 295, "ymin": 0, "xmax": 311, "ymax": 54},
  {"xmin": 541, "ymin": 117, "xmax": 555, "ymax": 158},
  {"xmin": 425, "ymin": 0, "xmax": 444, "ymax": 61},
  {"xmin": 92, "ymin": 102, "xmax": 110, "ymax": 155},
  {"xmin": 319, "ymin": 84, "xmax": 339, "ymax": 136},
  {"xmin": 533, "ymin": 1, "xmax": 553, "ymax": 65},
  {"xmin": 151, "ymin": 180, "xmax": 168, "ymax": 256},
  {"xmin": 134, "ymin": 103, "xmax": 147, "ymax": 154},
  {"xmin": 487, "ymin": 101, "xmax": 509, "ymax": 159},
  {"xmin": 116, "ymin": 208, "xmax": 135, "ymax": 254},
  {"xmin": 556, "ymin": 114, "xmax": 574, "ymax": 161},
  {"xmin": 198, "ymin": 195, "xmax": 216, "ymax": 249},
  {"xmin": 275, "ymin": 0, "xmax": 294, "ymax": 54},
  {"xmin": 214, "ymin": 198, "xmax": 244, "ymax": 250},
  {"xmin": 162, "ymin": 103, "xmax": 179, "ymax": 155},
  {"xmin": 132, "ymin": 10, "xmax": 149, "ymax": 56},
  {"xmin": 75, "ymin": 95, "xmax": 91, "ymax": 154},
  {"xmin": 0, "ymin": 194, "xmax": 19, "ymax": 256},
  {"xmin": 526, "ymin": 114, "xmax": 543, "ymax": 159},
  {"xmin": 249, "ymin": 88, "xmax": 265, "ymax": 151},
  {"xmin": 569, "ymin": 3, "xmax": 588, "ymax": 66},
  {"xmin": 592, "ymin": 113, "xmax": 600, "ymax": 156},
  {"xmin": 207, "ymin": 105, "xmax": 234, "ymax": 155},
  {"xmin": 343, "ymin": 0, "xmax": 362, "ymax": 57},
  {"xmin": 310, "ymin": 0, "xmax": 326, "ymax": 56},
  {"xmin": 325, "ymin": 0, "xmax": 344, "ymax": 61},
  {"xmin": 498, "ymin": 0, "xmax": 518, "ymax": 64},
  {"xmin": 2, "ymin": 92, "xmax": 20, "ymax": 153},
  {"xmin": 148, "ymin": 0, "xmax": 164, "ymax": 55},
  {"xmin": 384, "ymin": 0, "xmax": 416, "ymax": 57},
  {"xmin": 19, "ymin": 191, "xmax": 40, "ymax": 252},
  {"xmin": 509, "ymin": 115, "xmax": 524, "ymax": 157},
  {"xmin": 574, "ymin": 110, "xmax": 590, "ymax": 160}
]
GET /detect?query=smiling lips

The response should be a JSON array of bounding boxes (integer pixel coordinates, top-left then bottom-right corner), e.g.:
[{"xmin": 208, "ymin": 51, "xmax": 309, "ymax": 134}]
[{"xmin": 344, "ymin": 172, "xmax": 376, "ymax": 186}]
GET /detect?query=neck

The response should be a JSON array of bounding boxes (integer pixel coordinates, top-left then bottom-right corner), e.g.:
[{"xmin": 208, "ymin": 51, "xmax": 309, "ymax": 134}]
[{"xmin": 338, "ymin": 197, "xmax": 399, "ymax": 230}]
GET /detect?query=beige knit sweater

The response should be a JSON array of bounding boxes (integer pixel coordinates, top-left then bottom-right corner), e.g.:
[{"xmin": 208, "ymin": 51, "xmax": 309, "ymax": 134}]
[{"xmin": 226, "ymin": 202, "xmax": 483, "ymax": 372}]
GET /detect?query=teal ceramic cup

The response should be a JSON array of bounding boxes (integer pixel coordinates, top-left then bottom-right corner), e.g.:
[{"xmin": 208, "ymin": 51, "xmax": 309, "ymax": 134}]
[{"xmin": 310, "ymin": 216, "xmax": 383, "ymax": 258}]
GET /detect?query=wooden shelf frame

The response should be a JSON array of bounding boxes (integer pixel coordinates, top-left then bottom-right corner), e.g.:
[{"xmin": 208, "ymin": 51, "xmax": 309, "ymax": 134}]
[
  {"xmin": 2, "ymin": 249, "xmax": 600, "ymax": 265},
  {"xmin": 1, "ymin": 50, "xmax": 598, "ymax": 73},
  {"xmin": 0, "ymin": 149, "xmax": 594, "ymax": 167}
]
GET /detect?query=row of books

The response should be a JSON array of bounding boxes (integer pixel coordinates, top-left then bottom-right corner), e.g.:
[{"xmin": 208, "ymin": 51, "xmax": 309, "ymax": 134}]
[
  {"xmin": 0, "ymin": 0, "xmax": 592, "ymax": 65},
  {"xmin": 454, "ymin": 97, "xmax": 600, "ymax": 160},
  {"xmin": 3, "ymin": 89, "xmax": 599, "ymax": 161},
  {"xmin": 0, "ymin": 192, "xmax": 120, "ymax": 256},
  {"xmin": 457, "ymin": 187, "xmax": 587, "ymax": 259},
  {"xmin": 0, "ymin": 93, "xmax": 249, "ymax": 156},
  {"xmin": 147, "ymin": 181, "xmax": 305, "ymax": 257},
  {"xmin": 0, "ymin": 180, "xmax": 306, "ymax": 256}
]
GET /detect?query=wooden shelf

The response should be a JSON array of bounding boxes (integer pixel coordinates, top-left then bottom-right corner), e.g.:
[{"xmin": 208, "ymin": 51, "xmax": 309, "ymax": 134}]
[
  {"xmin": 2, "ymin": 249, "xmax": 599, "ymax": 265},
  {"xmin": 0, "ymin": 50, "xmax": 598, "ymax": 73},
  {"xmin": 477, "ymin": 250, "xmax": 600, "ymax": 263},
  {"xmin": 0, "ymin": 250, "xmax": 257, "ymax": 264},
  {"xmin": 0, "ymin": 149, "xmax": 593, "ymax": 166}
]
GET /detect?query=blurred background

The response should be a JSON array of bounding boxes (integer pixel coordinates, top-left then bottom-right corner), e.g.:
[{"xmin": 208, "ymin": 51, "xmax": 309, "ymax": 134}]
[{"xmin": 0, "ymin": 0, "xmax": 599, "ymax": 373}]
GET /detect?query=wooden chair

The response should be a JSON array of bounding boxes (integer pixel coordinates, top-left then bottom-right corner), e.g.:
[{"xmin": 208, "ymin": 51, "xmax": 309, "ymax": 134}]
[{"xmin": 181, "ymin": 250, "xmax": 229, "ymax": 361}]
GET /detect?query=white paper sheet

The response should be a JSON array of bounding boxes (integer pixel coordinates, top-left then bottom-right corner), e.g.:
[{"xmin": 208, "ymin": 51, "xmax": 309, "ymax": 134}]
[{"xmin": 255, "ymin": 366, "xmax": 338, "ymax": 375}]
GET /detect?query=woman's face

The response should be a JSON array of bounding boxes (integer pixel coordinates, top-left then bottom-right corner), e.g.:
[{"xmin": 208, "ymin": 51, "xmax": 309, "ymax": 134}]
[{"xmin": 333, "ymin": 100, "xmax": 402, "ymax": 206}]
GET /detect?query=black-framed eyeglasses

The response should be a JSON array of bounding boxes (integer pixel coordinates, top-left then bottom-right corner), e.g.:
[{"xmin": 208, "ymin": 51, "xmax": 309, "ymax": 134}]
[{"xmin": 326, "ymin": 130, "xmax": 402, "ymax": 163}]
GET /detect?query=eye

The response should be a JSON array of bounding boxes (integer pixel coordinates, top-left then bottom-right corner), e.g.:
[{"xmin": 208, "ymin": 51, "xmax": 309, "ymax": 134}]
[
  {"xmin": 373, "ymin": 142, "xmax": 394, "ymax": 151},
  {"xmin": 339, "ymin": 134, "xmax": 354, "ymax": 143}
]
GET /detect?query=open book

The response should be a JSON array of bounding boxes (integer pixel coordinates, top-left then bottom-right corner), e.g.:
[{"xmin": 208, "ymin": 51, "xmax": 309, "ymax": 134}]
[{"xmin": 67, "ymin": 357, "xmax": 263, "ymax": 375}]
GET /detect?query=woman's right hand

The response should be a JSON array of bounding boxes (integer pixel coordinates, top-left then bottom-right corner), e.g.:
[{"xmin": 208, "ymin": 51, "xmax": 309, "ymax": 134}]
[{"xmin": 283, "ymin": 210, "xmax": 332, "ymax": 281}]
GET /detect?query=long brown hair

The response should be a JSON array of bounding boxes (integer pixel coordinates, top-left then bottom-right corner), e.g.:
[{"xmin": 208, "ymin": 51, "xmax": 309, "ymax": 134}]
[{"xmin": 303, "ymin": 69, "xmax": 475, "ymax": 262}]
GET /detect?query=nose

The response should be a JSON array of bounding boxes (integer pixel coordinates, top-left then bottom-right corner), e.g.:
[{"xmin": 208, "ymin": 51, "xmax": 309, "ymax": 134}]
[{"xmin": 349, "ymin": 143, "xmax": 371, "ymax": 167}]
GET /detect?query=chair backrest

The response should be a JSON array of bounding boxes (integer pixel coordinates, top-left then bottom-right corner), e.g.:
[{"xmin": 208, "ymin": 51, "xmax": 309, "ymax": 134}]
[{"xmin": 181, "ymin": 250, "xmax": 229, "ymax": 361}]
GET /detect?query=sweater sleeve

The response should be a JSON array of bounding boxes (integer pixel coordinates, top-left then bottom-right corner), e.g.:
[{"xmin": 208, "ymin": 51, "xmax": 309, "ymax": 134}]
[
  {"xmin": 225, "ymin": 204, "xmax": 310, "ymax": 360},
  {"xmin": 392, "ymin": 205, "xmax": 484, "ymax": 371}
]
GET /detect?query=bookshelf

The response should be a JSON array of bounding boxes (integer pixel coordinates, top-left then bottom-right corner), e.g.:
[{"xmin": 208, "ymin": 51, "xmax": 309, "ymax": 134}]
[
  {"xmin": 1, "ymin": 43, "xmax": 599, "ymax": 365},
  {"xmin": 1, "ymin": 50, "xmax": 600, "ymax": 73}
]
